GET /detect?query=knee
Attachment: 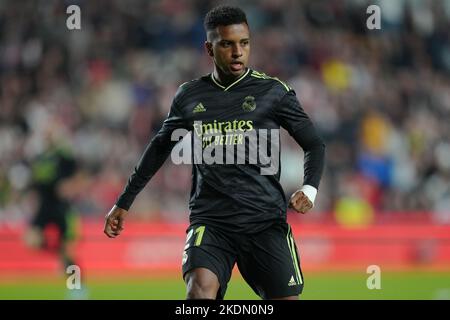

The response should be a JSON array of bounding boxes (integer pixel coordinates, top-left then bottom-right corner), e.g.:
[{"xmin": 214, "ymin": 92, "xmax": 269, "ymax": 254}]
[
  {"xmin": 186, "ymin": 279, "xmax": 218, "ymax": 299},
  {"xmin": 185, "ymin": 272, "xmax": 219, "ymax": 299}
]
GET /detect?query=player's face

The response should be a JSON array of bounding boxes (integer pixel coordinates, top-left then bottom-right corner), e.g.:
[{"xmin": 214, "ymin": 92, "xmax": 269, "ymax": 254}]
[{"xmin": 206, "ymin": 23, "xmax": 250, "ymax": 78}]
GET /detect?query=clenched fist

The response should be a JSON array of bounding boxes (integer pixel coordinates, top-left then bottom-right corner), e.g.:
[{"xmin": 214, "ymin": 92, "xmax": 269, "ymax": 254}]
[
  {"xmin": 104, "ymin": 205, "xmax": 128, "ymax": 238},
  {"xmin": 288, "ymin": 190, "xmax": 313, "ymax": 214}
]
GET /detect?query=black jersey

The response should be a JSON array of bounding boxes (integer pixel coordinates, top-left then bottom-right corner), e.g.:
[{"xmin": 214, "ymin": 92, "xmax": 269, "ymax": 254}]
[
  {"xmin": 31, "ymin": 146, "xmax": 77, "ymax": 211},
  {"xmin": 116, "ymin": 68, "xmax": 325, "ymax": 233}
]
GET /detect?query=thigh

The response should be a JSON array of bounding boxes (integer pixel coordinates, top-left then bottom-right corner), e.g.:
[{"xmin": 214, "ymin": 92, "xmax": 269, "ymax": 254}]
[
  {"xmin": 237, "ymin": 223, "xmax": 304, "ymax": 299},
  {"xmin": 182, "ymin": 224, "xmax": 236, "ymax": 299}
]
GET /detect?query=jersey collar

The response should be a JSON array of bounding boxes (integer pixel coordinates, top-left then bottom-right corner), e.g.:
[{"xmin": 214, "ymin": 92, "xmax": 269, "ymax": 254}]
[{"xmin": 210, "ymin": 68, "xmax": 250, "ymax": 91}]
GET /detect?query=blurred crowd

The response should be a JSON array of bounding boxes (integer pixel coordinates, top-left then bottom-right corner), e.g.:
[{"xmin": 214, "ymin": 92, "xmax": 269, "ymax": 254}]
[{"xmin": 0, "ymin": 0, "xmax": 449, "ymax": 224}]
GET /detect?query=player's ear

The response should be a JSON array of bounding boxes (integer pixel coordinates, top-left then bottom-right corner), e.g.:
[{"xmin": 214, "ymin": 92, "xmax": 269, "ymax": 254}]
[{"xmin": 205, "ymin": 41, "xmax": 214, "ymax": 57}]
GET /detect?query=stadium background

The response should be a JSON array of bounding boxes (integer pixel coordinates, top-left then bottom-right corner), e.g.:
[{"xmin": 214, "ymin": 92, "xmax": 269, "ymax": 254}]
[{"xmin": 0, "ymin": 0, "xmax": 449, "ymax": 299}]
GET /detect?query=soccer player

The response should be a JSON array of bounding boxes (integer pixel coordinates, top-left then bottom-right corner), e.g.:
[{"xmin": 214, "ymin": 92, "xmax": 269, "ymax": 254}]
[
  {"xmin": 24, "ymin": 125, "xmax": 87, "ymax": 298},
  {"xmin": 104, "ymin": 6, "xmax": 325, "ymax": 300}
]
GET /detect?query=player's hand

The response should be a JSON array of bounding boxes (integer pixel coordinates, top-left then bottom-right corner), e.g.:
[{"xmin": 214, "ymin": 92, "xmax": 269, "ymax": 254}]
[
  {"xmin": 288, "ymin": 190, "xmax": 313, "ymax": 214},
  {"xmin": 104, "ymin": 205, "xmax": 128, "ymax": 238}
]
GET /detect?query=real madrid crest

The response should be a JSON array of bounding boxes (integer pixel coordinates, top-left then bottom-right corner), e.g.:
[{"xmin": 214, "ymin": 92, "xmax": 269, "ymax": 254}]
[{"xmin": 242, "ymin": 96, "xmax": 256, "ymax": 112}]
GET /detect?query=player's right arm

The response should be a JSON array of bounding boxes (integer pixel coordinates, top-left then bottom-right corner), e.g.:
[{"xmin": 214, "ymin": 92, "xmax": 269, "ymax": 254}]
[{"xmin": 104, "ymin": 91, "xmax": 189, "ymax": 237}]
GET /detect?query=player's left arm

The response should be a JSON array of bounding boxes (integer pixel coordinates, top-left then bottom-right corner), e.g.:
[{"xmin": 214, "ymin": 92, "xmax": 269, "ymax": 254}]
[{"xmin": 274, "ymin": 90, "xmax": 326, "ymax": 214}]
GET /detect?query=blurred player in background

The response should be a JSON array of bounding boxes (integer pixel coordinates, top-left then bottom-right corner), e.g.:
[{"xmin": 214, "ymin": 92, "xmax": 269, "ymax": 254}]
[
  {"xmin": 24, "ymin": 124, "xmax": 87, "ymax": 299},
  {"xmin": 104, "ymin": 5, "xmax": 325, "ymax": 299}
]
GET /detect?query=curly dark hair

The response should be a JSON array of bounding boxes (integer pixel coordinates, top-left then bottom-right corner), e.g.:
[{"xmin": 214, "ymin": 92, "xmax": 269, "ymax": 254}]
[{"xmin": 204, "ymin": 5, "xmax": 248, "ymax": 31}]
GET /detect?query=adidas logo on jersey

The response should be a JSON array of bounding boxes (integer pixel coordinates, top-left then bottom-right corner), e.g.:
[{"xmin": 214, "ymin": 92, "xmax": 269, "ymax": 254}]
[
  {"xmin": 288, "ymin": 276, "xmax": 297, "ymax": 286},
  {"xmin": 193, "ymin": 102, "xmax": 206, "ymax": 113}
]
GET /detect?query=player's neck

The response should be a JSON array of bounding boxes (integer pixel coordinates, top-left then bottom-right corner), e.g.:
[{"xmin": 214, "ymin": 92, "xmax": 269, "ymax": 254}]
[{"xmin": 213, "ymin": 67, "xmax": 247, "ymax": 87}]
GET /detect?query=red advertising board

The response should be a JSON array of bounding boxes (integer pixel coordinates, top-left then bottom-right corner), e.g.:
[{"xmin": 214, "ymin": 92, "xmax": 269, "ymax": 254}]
[{"xmin": 0, "ymin": 217, "xmax": 449, "ymax": 274}]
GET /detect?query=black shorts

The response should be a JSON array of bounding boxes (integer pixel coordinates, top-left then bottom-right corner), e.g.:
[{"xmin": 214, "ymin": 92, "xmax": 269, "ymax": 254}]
[
  {"xmin": 32, "ymin": 203, "xmax": 78, "ymax": 242},
  {"xmin": 181, "ymin": 221, "xmax": 304, "ymax": 299}
]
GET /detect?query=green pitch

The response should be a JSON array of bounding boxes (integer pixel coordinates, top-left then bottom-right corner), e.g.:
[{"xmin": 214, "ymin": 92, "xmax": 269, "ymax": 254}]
[{"xmin": 0, "ymin": 271, "xmax": 449, "ymax": 300}]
